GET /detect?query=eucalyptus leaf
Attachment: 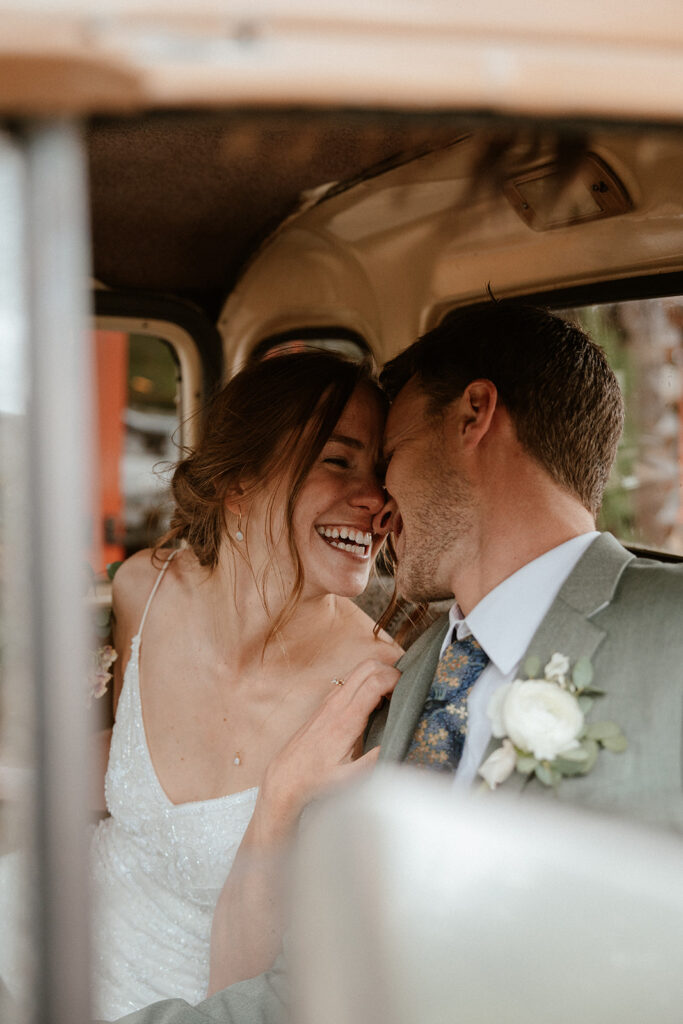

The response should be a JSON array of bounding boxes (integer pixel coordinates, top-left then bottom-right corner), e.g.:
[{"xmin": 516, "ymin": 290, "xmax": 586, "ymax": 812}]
[
  {"xmin": 523, "ymin": 655, "xmax": 541, "ymax": 679},
  {"xmin": 557, "ymin": 746, "xmax": 589, "ymax": 762},
  {"xmin": 585, "ymin": 720, "xmax": 621, "ymax": 741},
  {"xmin": 535, "ymin": 763, "xmax": 560, "ymax": 787},
  {"xmin": 581, "ymin": 737, "xmax": 600, "ymax": 773},
  {"xmin": 107, "ymin": 560, "xmax": 123, "ymax": 582},
  {"xmin": 578, "ymin": 695, "xmax": 594, "ymax": 714},
  {"xmin": 554, "ymin": 757, "xmax": 588, "ymax": 777},
  {"xmin": 601, "ymin": 733, "xmax": 628, "ymax": 753},
  {"xmin": 571, "ymin": 656, "xmax": 594, "ymax": 690},
  {"xmin": 516, "ymin": 754, "xmax": 537, "ymax": 775}
]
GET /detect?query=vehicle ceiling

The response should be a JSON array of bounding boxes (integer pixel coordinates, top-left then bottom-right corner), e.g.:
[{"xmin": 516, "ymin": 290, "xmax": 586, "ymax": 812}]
[
  {"xmin": 88, "ymin": 109, "xmax": 471, "ymax": 321},
  {"xmin": 89, "ymin": 108, "xmax": 683, "ymax": 356}
]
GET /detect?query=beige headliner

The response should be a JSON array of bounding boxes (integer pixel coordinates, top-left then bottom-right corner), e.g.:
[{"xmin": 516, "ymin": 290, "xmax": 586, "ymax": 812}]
[
  {"xmin": 1, "ymin": 2, "xmax": 683, "ymax": 121},
  {"xmin": 219, "ymin": 130, "xmax": 683, "ymax": 366}
]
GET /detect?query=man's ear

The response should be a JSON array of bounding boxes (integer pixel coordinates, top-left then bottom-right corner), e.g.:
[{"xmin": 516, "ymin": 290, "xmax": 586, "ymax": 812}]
[{"xmin": 455, "ymin": 379, "xmax": 499, "ymax": 450}]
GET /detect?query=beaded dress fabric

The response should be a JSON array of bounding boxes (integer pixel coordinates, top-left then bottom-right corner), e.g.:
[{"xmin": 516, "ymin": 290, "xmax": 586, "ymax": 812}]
[{"xmin": 90, "ymin": 554, "xmax": 258, "ymax": 1020}]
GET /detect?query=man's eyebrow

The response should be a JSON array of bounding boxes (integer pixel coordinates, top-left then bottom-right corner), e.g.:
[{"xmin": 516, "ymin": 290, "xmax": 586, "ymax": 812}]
[{"xmin": 327, "ymin": 432, "xmax": 364, "ymax": 450}]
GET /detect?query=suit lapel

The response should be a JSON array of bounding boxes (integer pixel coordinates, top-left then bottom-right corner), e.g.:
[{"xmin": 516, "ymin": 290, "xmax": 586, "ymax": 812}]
[
  {"xmin": 479, "ymin": 533, "xmax": 634, "ymax": 795},
  {"xmin": 378, "ymin": 615, "xmax": 450, "ymax": 763}
]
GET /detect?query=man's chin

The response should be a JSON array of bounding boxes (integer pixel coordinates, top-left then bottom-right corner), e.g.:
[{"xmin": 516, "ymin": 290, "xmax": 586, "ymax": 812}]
[{"xmin": 395, "ymin": 566, "xmax": 453, "ymax": 606}]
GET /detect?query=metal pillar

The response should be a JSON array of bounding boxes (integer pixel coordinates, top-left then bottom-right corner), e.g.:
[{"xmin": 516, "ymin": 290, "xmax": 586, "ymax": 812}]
[{"xmin": 24, "ymin": 119, "xmax": 93, "ymax": 1024}]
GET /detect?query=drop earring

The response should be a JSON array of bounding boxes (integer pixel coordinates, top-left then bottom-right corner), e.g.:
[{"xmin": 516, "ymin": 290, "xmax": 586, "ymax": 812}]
[{"xmin": 235, "ymin": 511, "xmax": 244, "ymax": 542}]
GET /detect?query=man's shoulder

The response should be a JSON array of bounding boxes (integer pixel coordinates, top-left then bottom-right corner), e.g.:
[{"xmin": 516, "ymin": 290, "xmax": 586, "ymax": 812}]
[
  {"xmin": 560, "ymin": 532, "xmax": 683, "ymax": 609},
  {"xmin": 610, "ymin": 546, "xmax": 683, "ymax": 606}
]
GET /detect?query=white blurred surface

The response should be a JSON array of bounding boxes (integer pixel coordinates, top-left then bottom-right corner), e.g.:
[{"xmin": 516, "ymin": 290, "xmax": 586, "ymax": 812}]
[{"xmin": 291, "ymin": 770, "xmax": 683, "ymax": 1024}]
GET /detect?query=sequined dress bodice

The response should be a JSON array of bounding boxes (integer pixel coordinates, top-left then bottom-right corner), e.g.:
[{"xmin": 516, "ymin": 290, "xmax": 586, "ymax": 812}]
[{"xmin": 90, "ymin": 556, "xmax": 258, "ymax": 1020}]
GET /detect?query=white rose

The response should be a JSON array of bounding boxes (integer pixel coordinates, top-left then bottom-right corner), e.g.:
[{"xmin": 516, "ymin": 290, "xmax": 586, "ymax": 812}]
[
  {"xmin": 544, "ymin": 652, "xmax": 570, "ymax": 685},
  {"xmin": 487, "ymin": 685, "xmax": 509, "ymax": 737},
  {"xmin": 478, "ymin": 739, "xmax": 516, "ymax": 789},
  {"xmin": 487, "ymin": 679, "xmax": 584, "ymax": 761}
]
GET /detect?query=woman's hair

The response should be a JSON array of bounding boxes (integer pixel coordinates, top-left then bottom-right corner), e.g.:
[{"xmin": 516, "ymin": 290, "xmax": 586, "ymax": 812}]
[{"xmin": 156, "ymin": 350, "xmax": 385, "ymax": 629}]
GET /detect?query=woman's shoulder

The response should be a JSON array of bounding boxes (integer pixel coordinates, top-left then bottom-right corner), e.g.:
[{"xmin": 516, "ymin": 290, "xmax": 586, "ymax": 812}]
[
  {"xmin": 112, "ymin": 547, "xmax": 182, "ymax": 625},
  {"xmin": 112, "ymin": 547, "xmax": 157, "ymax": 599}
]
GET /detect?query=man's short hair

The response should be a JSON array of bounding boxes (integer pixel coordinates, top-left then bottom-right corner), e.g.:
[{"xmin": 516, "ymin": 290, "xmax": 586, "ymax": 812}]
[{"xmin": 380, "ymin": 303, "xmax": 625, "ymax": 516}]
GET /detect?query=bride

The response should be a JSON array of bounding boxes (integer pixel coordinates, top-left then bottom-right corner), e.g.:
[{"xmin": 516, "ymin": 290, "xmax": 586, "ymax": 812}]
[{"xmin": 89, "ymin": 350, "xmax": 401, "ymax": 1020}]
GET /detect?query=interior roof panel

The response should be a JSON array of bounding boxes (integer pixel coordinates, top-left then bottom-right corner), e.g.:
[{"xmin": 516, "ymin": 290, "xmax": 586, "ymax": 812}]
[{"xmin": 88, "ymin": 109, "xmax": 471, "ymax": 317}]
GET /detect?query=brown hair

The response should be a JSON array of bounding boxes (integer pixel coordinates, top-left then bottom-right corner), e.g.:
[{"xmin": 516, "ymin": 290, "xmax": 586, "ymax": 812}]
[
  {"xmin": 380, "ymin": 303, "xmax": 624, "ymax": 516},
  {"xmin": 157, "ymin": 351, "xmax": 384, "ymax": 629}
]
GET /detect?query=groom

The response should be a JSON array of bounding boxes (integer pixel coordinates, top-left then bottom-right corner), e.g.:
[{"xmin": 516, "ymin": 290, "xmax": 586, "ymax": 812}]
[
  {"xmin": 111, "ymin": 304, "xmax": 683, "ymax": 1024},
  {"xmin": 368, "ymin": 302, "xmax": 683, "ymax": 826}
]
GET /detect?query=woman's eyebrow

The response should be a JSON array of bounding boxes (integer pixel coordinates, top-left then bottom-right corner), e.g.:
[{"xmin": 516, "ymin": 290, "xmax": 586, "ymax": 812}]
[{"xmin": 327, "ymin": 433, "xmax": 364, "ymax": 450}]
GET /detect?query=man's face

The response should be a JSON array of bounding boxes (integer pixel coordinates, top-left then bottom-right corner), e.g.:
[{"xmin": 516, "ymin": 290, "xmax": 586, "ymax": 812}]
[{"xmin": 380, "ymin": 379, "xmax": 476, "ymax": 603}]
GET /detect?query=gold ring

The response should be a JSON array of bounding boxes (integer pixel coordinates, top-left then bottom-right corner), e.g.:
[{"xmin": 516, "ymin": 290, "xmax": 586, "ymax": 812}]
[{"xmin": 331, "ymin": 677, "xmax": 345, "ymax": 686}]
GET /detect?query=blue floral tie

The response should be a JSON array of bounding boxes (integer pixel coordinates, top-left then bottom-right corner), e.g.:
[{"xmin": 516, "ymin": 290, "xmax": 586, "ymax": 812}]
[{"xmin": 406, "ymin": 633, "xmax": 489, "ymax": 771}]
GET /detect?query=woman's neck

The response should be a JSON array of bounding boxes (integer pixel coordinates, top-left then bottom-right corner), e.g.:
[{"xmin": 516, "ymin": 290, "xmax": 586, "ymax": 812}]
[{"xmin": 188, "ymin": 544, "xmax": 340, "ymax": 676}]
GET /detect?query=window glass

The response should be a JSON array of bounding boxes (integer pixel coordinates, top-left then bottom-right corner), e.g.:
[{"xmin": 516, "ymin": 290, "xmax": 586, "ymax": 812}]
[
  {"xmin": 559, "ymin": 297, "xmax": 683, "ymax": 555},
  {"xmin": 91, "ymin": 331, "xmax": 180, "ymax": 576}
]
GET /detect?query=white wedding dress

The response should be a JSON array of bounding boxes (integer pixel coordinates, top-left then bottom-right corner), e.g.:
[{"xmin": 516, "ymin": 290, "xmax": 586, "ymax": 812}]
[{"xmin": 90, "ymin": 554, "xmax": 259, "ymax": 1021}]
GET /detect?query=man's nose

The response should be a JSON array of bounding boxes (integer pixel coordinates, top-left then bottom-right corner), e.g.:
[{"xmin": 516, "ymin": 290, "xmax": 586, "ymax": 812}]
[{"xmin": 372, "ymin": 495, "xmax": 396, "ymax": 537}]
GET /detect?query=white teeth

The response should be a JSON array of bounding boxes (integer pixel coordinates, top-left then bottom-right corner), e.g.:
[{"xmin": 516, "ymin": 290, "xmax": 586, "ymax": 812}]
[
  {"xmin": 316, "ymin": 526, "xmax": 372, "ymax": 555},
  {"xmin": 329, "ymin": 539, "xmax": 368, "ymax": 556}
]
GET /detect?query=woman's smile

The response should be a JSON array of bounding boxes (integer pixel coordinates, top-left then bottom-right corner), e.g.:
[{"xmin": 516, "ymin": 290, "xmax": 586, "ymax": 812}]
[{"xmin": 315, "ymin": 524, "xmax": 374, "ymax": 559}]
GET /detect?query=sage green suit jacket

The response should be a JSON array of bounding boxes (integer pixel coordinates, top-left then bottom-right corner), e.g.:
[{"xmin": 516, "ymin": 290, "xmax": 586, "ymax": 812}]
[{"xmin": 367, "ymin": 533, "xmax": 683, "ymax": 832}]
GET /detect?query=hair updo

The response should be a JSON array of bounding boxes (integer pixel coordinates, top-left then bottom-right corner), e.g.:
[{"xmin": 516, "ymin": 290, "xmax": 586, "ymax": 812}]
[{"xmin": 157, "ymin": 351, "xmax": 384, "ymax": 585}]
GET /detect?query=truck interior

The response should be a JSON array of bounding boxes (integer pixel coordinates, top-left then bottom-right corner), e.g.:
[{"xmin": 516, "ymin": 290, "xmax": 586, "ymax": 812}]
[{"xmin": 0, "ymin": 4, "xmax": 681, "ymax": 1022}]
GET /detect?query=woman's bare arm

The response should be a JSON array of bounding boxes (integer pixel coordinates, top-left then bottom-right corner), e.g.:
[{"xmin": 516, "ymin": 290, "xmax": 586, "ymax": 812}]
[{"xmin": 208, "ymin": 657, "xmax": 400, "ymax": 992}]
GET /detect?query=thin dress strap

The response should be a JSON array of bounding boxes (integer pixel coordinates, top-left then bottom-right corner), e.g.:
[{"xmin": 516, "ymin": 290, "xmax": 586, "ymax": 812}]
[{"xmin": 137, "ymin": 548, "xmax": 179, "ymax": 638}]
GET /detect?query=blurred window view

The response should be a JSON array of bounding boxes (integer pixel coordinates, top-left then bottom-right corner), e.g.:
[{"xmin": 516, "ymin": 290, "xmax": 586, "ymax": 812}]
[
  {"xmin": 91, "ymin": 330, "xmax": 180, "ymax": 577},
  {"xmin": 560, "ymin": 297, "xmax": 683, "ymax": 555}
]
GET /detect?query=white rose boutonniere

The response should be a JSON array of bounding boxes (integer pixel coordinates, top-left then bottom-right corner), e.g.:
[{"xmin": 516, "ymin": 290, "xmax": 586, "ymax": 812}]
[{"xmin": 479, "ymin": 653, "xmax": 627, "ymax": 789}]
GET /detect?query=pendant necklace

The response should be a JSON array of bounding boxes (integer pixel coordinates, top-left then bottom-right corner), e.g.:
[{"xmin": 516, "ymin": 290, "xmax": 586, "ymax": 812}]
[
  {"xmin": 230, "ymin": 617, "xmax": 336, "ymax": 768},
  {"xmin": 230, "ymin": 671, "xmax": 298, "ymax": 767}
]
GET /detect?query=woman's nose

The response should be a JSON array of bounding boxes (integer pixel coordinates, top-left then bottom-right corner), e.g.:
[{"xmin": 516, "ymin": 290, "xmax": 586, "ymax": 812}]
[
  {"xmin": 372, "ymin": 494, "xmax": 396, "ymax": 537},
  {"xmin": 350, "ymin": 473, "xmax": 387, "ymax": 515}
]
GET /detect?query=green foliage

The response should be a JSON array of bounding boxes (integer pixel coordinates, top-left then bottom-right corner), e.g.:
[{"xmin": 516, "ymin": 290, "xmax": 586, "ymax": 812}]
[
  {"xmin": 572, "ymin": 656, "xmax": 594, "ymax": 690},
  {"xmin": 523, "ymin": 655, "xmax": 541, "ymax": 679},
  {"xmin": 535, "ymin": 762, "xmax": 561, "ymax": 787},
  {"xmin": 128, "ymin": 335, "xmax": 178, "ymax": 411}
]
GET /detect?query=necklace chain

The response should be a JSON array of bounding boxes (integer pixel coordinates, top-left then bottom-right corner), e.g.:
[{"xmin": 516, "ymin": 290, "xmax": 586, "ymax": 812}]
[{"xmin": 230, "ymin": 623, "xmax": 334, "ymax": 767}]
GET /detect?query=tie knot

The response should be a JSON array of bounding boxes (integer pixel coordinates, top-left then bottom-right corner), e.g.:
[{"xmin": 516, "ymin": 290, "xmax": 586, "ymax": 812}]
[{"xmin": 431, "ymin": 633, "xmax": 489, "ymax": 700}]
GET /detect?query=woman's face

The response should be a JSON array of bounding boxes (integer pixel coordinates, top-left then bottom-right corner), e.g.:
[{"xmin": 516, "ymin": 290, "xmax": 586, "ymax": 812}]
[
  {"xmin": 292, "ymin": 384, "xmax": 388, "ymax": 598},
  {"xmin": 243, "ymin": 384, "xmax": 388, "ymax": 600}
]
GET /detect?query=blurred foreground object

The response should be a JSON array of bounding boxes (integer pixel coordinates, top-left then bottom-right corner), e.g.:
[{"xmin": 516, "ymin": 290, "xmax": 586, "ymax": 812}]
[{"xmin": 290, "ymin": 770, "xmax": 683, "ymax": 1024}]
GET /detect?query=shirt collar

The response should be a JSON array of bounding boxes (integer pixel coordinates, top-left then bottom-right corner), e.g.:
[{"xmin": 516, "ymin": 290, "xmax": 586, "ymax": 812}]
[{"xmin": 446, "ymin": 532, "xmax": 599, "ymax": 674}]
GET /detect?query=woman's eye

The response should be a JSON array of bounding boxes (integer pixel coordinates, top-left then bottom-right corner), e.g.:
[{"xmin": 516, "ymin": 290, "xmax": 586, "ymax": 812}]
[{"xmin": 324, "ymin": 456, "xmax": 349, "ymax": 468}]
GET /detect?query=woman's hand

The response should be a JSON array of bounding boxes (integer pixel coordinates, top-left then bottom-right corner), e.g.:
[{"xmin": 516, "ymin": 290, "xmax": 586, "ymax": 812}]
[
  {"xmin": 254, "ymin": 658, "xmax": 400, "ymax": 844},
  {"xmin": 209, "ymin": 658, "xmax": 399, "ymax": 993}
]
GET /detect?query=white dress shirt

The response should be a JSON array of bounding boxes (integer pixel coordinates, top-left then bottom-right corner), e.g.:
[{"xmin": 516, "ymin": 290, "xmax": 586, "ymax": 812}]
[{"xmin": 443, "ymin": 532, "xmax": 600, "ymax": 787}]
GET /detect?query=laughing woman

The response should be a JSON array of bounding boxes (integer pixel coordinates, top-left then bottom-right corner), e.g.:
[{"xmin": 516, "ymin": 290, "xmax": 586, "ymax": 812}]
[{"xmin": 89, "ymin": 351, "xmax": 401, "ymax": 1020}]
